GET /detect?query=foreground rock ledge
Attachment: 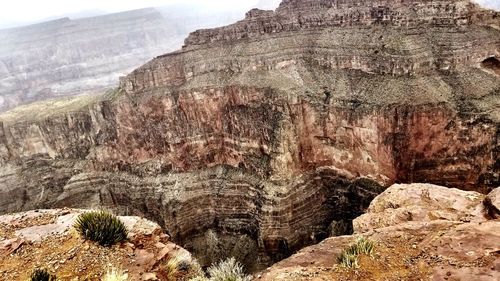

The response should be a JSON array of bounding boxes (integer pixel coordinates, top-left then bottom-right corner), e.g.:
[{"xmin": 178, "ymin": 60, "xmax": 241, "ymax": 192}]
[
  {"xmin": 0, "ymin": 209, "xmax": 190, "ymax": 280},
  {"xmin": 259, "ymin": 184, "xmax": 500, "ymax": 281}
]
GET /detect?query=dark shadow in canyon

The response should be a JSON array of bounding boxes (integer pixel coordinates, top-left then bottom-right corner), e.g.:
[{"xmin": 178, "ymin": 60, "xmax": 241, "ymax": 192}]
[{"xmin": 47, "ymin": 166, "xmax": 384, "ymax": 272}]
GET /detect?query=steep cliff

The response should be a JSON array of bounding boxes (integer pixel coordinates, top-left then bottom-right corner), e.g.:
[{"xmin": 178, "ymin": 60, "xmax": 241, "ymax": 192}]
[{"xmin": 0, "ymin": 0, "xmax": 499, "ymax": 271}]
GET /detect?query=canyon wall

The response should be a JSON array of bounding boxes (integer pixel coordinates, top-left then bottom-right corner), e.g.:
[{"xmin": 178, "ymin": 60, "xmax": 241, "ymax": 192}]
[{"xmin": 0, "ymin": 0, "xmax": 499, "ymax": 270}]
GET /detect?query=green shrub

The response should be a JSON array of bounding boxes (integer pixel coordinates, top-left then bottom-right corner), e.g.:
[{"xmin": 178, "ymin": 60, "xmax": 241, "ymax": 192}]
[
  {"xmin": 74, "ymin": 210, "xmax": 128, "ymax": 246},
  {"xmin": 345, "ymin": 237, "xmax": 375, "ymax": 256},
  {"xmin": 207, "ymin": 257, "xmax": 251, "ymax": 281},
  {"xmin": 29, "ymin": 268, "xmax": 57, "ymax": 281},
  {"xmin": 338, "ymin": 252, "xmax": 359, "ymax": 269},
  {"xmin": 337, "ymin": 237, "xmax": 375, "ymax": 269}
]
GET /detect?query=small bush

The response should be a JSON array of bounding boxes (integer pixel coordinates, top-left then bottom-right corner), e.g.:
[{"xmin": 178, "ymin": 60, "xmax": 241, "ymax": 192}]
[
  {"xmin": 346, "ymin": 237, "xmax": 375, "ymax": 256},
  {"xmin": 74, "ymin": 210, "xmax": 128, "ymax": 246},
  {"xmin": 337, "ymin": 237, "xmax": 375, "ymax": 269},
  {"xmin": 102, "ymin": 268, "xmax": 128, "ymax": 281},
  {"xmin": 163, "ymin": 255, "xmax": 204, "ymax": 281},
  {"xmin": 30, "ymin": 268, "xmax": 57, "ymax": 281},
  {"xmin": 338, "ymin": 252, "xmax": 359, "ymax": 269},
  {"xmin": 207, "ymin": 257, "xmax": 251, "ymax": 281}
]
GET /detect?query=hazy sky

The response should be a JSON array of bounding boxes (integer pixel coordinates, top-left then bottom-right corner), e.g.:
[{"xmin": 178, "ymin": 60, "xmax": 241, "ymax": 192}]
[
  {"xmin": 0, "ymin": 0, "xmax": 498, "ymax": 29},
  {"xmin": 0, "ymin": 0, "xmax": 281, "ymax": 29}
]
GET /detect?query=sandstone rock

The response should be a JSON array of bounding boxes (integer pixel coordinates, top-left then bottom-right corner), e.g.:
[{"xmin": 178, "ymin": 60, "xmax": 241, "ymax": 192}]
[
  {"xmin": 135, "ymin": 249, "xmax": 156, "ymax": 269},
  {"xmin": 0, "ymin": 237, "xmax": 24, "ymax": 256},
  {"xmin": 353, "ymin": 184, "xmax": 487, "ymax": 233},
  {"xmin": 142, "ymin": 272, "xmax": 158, "ymax": 281},
  {"xmin": 484, "ymin": 188, "xmax": 500, "ymax": 218},
  {"xmin": 2, "ymin": 209, "xmax": 166, "ymax": 243},
  {"xmin": 0, "ymin": 209, "xmax": 188, "ymax": 280},
  {"xmin": 425, "ymin": 221, "xmax": 500, "ymax": 262},
  {"xmin": 259, "ymin": 183, "xmax": 500, "ymax": 280}
]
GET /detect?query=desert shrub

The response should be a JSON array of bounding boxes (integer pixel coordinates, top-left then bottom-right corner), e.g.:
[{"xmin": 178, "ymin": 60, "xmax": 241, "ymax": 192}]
[
  {"xmin": 102, "ymin": 267, "xmax": 128, "ymax": 281},
  {"xmin": 29, "ymin": 268, "xmax": 57, "ymax": 281},
  {"xmin": 338, "ymin": 252, "xmax": 359, "ymax": 269},
  {"xmin": 163, "ymin": 255, "xmax": 204, "ymax": 281},
  {"xmin": 346, "ymin": 237, "xmax": 375, "ymax": 256},
  {"xmin": 337, "ymin": 237, "xmax": 375, "ymax": 269},
  {"xmin": 74, "ymin": 210, "xmax": 128, "ymax": 246},
  {"xmin": 207, "ymin": 257, "xmax": 251, "ymax": 281}
]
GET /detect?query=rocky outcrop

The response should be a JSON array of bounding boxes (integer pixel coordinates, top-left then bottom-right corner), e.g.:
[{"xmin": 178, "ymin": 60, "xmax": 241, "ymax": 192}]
[
  {"xmin": 0, "ymin": 0, "xmax": 499, "ymax": 271},
  {"xmin": 0, "ymin": 209, "xmax": 191, "ymax": 280},
  {"xmin": 485, "ymin": 187, "xmax": 500, "ymax": 218},
  {"xmin": 353, "ymin": 183, "xmax": 486, "ymax": 232},
  {"xmin": 259, "ymin": 184, "xmax": 500, "ymax": 280}
]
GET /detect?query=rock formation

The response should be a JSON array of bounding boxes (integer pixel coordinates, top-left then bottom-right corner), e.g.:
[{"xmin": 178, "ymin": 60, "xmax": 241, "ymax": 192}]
[
  {"xmin": 0, "ymin": 208, "xmax": 191, "ymax": 280},
  {"xmin": 0, "ymin": 0, "xmax": 499, "ymax": 271},
  {"xmin": 0, "ymin": 8, "xmax": 182, "ymax": 111},
  {"xmin": 259, "ymin": 184, "xmax": 500, "ymax": 280}
]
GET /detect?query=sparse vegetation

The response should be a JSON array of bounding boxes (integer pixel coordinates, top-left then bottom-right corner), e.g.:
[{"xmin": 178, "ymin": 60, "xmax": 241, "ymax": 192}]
[
  {"xmin": 162, "ymin": 255, "xmax": 204, "ymax": 281},
  {"xmin": 102, "ymin": 268, "xmax": 128, "ymax": 281},
  {"xmin": 338, "ymin": 252, "xmax": 359, "ymax": 269},
  {"xmin": 337, "ymin": 237, "xmax": 376, "ymax": 269},
  {"xmin": 29, "ymin": 268, "xmax": 57, "ymax": 281},
  {"xmin": 73, "ymin": 210, "xmax": 128, "ymax": 246},
  {"xmin": 206, "ymin": 257, "xmax": 251, "ymax": 281}
]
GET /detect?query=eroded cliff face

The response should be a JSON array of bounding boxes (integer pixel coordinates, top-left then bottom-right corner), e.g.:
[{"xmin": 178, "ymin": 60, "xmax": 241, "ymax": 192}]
[{"xmin": 0, "ymin": 0, "xmax": 499, "ymax": 271}]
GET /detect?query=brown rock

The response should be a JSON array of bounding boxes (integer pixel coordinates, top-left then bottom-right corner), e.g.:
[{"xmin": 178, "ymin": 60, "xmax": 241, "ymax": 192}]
[
  {"xmin": 484, "ymin": 188, "xmax": 500, "ymax": 218},
  {"xmin": 134, "ymin": 249, "xmax": 156, "ymax": 270},
  {"xmin": 260, "ymin": 183, "xmax": 500, "ymax": 280},
  {"xmin": 142, "ymin": 272, "xmax": 158, "ymax": 281},
  {"xmin": 353, "ymin": 184, "xmax": 486, "ymax": 233},
  {"xmin": 0, "ymin": 238, "xmax": 24, "ymax": 256}
]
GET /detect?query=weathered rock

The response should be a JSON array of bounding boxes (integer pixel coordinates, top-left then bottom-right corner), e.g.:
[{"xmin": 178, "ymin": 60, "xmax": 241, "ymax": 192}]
[
  {"xmin": 353, "ymin": 183, "xmax": 486, "ymax": 233},
  {"xmin": 0, "ymin": 209, "xmax": 191, "ymax": 280},
  {"xmin": 484, "ymin": 188, "xmax": 500, "ymax": 218},
  {"xmin": 259, "ymin": 183, "xmax": 500, "ymax": 280},
  {"xmin": 0, "ymin": 237, "xmax": 24, "ymax": 256},
  {"xmin": 0, "ymin": 0, "xmax": 499, "ymax": 271}
]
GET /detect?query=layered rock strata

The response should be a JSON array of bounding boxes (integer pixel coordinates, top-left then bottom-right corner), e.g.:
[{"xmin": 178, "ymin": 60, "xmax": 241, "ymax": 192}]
[
  {"xmin": 0, "ymin": 0, "xmax": 499, "ymax": 270},
  {"xmin": 0, "ymin": 8, "xmax": 183, "ymax": 111}
]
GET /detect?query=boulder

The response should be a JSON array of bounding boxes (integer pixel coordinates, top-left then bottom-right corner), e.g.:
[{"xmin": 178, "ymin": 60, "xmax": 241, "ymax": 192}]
[
  {"xmin": 485, "ymin": 188, "xmax": 500, "ymax": 218},
  {"xmin": 353, "ymin": 184, "xmax": 486, "ymax": 233}
]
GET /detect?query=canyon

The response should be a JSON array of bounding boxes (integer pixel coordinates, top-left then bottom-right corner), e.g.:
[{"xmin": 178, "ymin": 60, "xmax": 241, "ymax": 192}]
[
  {"xmin": 0, "ymin": 0, "xmax": 499, "ymax": 273},
  {"xmin": 0, "ymin": 5, "xmax": 254, "ymax": 112},
  {"xmin": 0, "ymin": 8, "xmax": 180, "ymax": 111}
]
